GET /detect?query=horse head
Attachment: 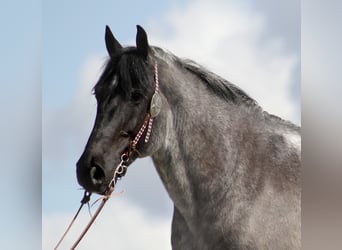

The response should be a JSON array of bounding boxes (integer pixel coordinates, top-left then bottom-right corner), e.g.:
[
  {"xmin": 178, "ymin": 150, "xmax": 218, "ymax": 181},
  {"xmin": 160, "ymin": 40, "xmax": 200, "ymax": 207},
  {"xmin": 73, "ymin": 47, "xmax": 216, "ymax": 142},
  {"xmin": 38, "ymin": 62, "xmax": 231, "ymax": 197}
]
[{"xmin": 76, "ymin": 25, "xmax": 167, "ymax": 194}]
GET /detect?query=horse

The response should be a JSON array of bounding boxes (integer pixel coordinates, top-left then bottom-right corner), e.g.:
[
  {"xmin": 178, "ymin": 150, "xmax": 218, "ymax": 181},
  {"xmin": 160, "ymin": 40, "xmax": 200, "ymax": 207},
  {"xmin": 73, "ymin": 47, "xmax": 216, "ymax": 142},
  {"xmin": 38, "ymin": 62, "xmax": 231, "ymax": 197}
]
[{"xmin": 76, "ymin": 25, "xmax": 301, "ymax": 249}]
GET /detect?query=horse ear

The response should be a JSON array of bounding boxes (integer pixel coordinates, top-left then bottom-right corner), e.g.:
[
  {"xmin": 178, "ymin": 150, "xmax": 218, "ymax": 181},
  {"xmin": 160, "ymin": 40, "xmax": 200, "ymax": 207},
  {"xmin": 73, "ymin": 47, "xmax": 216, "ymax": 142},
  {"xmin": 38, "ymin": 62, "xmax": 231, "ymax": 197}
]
[
  {"xmin": 105, "ymin": 25, "xmax": 122, "ymax": 57},
  {"xmin": 136, "ymin": 25, "xmax": 149, "ymax": 59}
]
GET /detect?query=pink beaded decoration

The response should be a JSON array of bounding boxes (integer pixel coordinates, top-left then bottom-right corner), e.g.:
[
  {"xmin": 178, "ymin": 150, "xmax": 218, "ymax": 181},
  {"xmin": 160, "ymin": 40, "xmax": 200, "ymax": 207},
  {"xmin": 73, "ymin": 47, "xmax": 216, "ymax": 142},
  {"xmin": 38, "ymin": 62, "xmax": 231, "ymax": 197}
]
[{"xmin": 144, "ymin": 62, "xmax": 160, "ymax": 143}]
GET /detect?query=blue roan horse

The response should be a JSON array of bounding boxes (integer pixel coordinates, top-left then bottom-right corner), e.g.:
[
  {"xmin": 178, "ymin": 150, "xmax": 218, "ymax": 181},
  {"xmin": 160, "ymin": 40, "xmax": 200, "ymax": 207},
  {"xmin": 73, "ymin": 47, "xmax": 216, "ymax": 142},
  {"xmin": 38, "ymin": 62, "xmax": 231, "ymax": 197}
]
[{"xmin": 76, "ymin": 25, "xmax": 301, "ymax": 249}]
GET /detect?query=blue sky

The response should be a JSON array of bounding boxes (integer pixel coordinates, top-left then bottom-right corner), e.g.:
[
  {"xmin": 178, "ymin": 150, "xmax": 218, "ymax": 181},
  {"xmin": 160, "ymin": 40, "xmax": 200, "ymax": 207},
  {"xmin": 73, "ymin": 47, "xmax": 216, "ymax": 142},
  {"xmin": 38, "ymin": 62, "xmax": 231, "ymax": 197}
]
[
  {"xmin": 43, "ymin": 0, "xmax": 185, "ymax": 108},
  {"xmin": 0, "ymin": 1, "xmax": 41, "ymax": 249}
]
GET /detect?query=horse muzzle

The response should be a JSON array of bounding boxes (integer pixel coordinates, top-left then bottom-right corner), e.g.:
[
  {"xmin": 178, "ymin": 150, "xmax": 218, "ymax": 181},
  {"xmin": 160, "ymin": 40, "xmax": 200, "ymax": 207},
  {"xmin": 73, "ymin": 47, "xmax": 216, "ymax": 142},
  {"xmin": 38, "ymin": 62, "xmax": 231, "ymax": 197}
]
[{"xmin": 76, "ymin": 154, "xmax": 110, "ymax": 194}]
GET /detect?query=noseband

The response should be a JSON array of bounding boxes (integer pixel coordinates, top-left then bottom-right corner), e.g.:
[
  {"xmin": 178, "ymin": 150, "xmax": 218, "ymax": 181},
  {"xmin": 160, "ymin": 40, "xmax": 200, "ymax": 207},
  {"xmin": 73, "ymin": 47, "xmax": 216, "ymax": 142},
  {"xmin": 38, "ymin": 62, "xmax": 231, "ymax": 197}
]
[{"xmin": 55, "ymin": 62, "xmax": 161, "ymax": 249}]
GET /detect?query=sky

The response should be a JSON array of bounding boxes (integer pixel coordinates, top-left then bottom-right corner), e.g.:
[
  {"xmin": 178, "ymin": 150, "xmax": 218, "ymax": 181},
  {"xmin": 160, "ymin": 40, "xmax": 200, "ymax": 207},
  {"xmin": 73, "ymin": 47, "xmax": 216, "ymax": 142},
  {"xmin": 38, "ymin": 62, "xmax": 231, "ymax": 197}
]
[
  {"xmin": 41, "ymin": 1, "xmax": 301, "ymax": 249},
  {"xmin": 0, "ymin": 1, "xmax": 41, "ymax": 249}
]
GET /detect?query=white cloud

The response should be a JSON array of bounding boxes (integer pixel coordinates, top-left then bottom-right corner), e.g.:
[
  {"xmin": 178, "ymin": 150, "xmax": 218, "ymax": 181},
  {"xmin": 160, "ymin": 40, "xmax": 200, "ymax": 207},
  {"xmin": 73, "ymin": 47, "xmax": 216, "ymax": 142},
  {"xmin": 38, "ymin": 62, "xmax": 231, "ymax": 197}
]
[
  {"xmin": 43, "ymin": 198, "xmax": 171, "ymax": 250},
  {"xmin": 147, "ymin": 0, "xmax": 299, "ymax": 123}
]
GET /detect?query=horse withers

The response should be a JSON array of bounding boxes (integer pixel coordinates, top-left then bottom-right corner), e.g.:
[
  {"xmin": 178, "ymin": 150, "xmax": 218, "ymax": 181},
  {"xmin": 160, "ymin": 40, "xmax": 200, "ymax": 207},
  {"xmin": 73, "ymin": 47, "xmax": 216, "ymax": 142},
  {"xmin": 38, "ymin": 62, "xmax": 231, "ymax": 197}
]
[{"xmin": 76, "ymin": 25, "xmax": 301, "ymax": 249}]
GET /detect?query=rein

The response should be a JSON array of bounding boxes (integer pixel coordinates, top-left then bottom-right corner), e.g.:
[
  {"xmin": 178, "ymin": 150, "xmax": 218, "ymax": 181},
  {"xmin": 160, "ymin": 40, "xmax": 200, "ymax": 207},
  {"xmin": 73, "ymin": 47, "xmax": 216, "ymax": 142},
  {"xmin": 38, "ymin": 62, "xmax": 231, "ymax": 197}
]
[{"xmin": 55, "ymin": 62, "xmax": 161, "ymax": 249}]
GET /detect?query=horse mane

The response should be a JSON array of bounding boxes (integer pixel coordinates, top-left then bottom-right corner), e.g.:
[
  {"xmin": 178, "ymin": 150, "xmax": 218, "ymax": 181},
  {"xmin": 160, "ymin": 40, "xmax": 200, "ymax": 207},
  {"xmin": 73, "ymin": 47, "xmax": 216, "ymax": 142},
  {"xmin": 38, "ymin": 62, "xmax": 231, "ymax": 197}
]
[
  {"xmin": 151, "ymin": 47, "xmax": 259, "ymax": 108},
  {"xmin": 172, "ymin": 53, "xmax": 300, "ymax": 129},
  {"xmin": 182, "ymin": 59, "xmax": 258, "ymax": 107}
]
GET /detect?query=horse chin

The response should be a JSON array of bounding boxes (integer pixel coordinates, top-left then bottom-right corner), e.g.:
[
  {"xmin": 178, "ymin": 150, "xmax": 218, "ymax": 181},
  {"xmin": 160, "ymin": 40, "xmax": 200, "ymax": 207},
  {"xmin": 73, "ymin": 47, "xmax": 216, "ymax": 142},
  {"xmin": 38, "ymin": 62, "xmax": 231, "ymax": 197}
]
[
  {"xmin": 88, "ymin": 184, "xmax": 108, "ymax": 195},
  {"xmin": 96, "ymin": 188, "xmax": 108, "ymax": 195},
  {"xmin": 80, "ymin": 181, "xmax": 107, "ymax": 195}
]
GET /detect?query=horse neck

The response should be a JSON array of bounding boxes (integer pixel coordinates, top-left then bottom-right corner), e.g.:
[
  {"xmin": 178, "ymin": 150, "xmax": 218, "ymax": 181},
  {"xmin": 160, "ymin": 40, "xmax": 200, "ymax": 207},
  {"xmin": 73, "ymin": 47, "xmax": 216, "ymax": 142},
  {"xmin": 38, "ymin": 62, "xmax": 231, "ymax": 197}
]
[{"xmin": 151, "ymin": 59, "xmax": 242, "ymax": 218}]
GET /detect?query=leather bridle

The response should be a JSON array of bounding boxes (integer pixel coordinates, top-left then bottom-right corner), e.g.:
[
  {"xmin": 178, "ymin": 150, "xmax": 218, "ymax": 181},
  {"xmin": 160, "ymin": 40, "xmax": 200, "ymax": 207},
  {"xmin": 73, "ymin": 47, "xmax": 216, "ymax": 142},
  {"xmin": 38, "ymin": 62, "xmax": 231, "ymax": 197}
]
[{"xmin": 55, "ymin": 62, "xmax": 161, "ymax": 249}]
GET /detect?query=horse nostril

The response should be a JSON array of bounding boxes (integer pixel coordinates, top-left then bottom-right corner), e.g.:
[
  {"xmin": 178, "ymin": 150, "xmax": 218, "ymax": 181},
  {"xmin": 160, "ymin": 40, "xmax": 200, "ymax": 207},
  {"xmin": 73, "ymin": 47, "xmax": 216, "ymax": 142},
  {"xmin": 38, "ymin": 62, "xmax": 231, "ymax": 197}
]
[{"xmin": 90, "ymin": 164, "xmax": 105, "ymax": 185}]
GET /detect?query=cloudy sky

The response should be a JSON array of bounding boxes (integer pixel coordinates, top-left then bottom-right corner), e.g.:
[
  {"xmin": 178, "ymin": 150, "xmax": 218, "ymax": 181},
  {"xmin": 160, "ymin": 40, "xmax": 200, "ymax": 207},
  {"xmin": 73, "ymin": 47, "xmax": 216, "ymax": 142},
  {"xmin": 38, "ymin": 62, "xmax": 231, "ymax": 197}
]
[{"xmin": 42, "ymin": 0, "xmax": 300, "ymax": 249}]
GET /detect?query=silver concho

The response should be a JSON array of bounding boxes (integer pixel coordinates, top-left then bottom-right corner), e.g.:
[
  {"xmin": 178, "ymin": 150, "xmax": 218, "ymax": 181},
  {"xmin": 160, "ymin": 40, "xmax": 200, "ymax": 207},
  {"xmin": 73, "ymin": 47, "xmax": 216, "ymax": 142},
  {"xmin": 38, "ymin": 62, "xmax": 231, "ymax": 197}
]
[{"xmin": 150, "ymin": 92, "xmax": 162, "ymax": 118}]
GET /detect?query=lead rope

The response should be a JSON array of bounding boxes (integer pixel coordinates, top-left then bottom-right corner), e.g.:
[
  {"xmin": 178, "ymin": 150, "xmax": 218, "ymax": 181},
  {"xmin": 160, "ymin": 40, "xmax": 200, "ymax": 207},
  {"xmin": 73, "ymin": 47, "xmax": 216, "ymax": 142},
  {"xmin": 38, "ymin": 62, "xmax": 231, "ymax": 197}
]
[
  {"xmin": 54, "ymin": 155, "xmax": 128, "ymax": 250},
  {"xmin": 54, "ymin": 191, "xmax": 91, "ymax": 250},
  {"xmin": 54, "ymin": 62, "xmax": 160, "ymax": 249},
  {"xmin": 69, "ymin": 153, "xmax": 129, "ymax": 250}
]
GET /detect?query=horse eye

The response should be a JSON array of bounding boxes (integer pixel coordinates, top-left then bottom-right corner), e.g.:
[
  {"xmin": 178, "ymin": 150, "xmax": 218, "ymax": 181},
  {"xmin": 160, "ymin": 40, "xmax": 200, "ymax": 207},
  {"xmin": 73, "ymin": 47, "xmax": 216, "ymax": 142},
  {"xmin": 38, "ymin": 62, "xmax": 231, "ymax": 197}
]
[
  {"xmin": 130, "ymin": 91, "xmax": 144, "ymax": 103},
  {"xmin": 119, "ymin": 130, "xmax": 133, "ymax": 138}
]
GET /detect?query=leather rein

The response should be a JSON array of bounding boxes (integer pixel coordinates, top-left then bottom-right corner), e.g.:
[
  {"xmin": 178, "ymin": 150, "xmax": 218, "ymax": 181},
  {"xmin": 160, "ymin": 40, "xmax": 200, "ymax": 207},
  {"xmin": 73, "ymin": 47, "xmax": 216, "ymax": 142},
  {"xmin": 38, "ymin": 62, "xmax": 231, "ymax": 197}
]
[{"xmin": 55, "ymin": 62, "xmax": 161, "ymax": 249}]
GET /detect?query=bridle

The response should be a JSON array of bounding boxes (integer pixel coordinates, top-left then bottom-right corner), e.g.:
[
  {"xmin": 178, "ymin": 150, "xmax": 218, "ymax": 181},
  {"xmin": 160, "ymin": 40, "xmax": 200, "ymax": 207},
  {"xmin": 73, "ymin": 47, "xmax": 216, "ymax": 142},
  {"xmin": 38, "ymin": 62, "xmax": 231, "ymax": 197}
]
[
  {"xmin": 55, "ymin": 62, "xmax": 161, "ymax": 249},
  {"xmin": 110, "ymin": 61, "xmax": 161, "ymax": 182}
]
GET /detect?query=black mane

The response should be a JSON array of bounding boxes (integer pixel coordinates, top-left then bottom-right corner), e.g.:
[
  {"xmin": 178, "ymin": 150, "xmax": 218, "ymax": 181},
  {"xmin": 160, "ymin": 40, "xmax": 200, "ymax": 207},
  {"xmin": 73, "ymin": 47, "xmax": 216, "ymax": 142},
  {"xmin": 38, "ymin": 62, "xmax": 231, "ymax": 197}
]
[
  {"xmin": 152, "ymin": 47, "xmax": 259, "ymax": 107},
  {"xmin": 181, "ymin": 59, "xmax": 258, "ymax": 107}
]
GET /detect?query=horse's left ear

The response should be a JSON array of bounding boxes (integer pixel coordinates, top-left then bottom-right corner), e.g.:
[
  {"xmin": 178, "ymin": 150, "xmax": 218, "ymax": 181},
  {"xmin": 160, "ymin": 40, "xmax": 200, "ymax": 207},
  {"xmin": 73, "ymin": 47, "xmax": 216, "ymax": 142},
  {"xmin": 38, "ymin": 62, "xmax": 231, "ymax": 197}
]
[{"xmin": 136, "ymin": 25, "xmax": 149, "ymax": 59}]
